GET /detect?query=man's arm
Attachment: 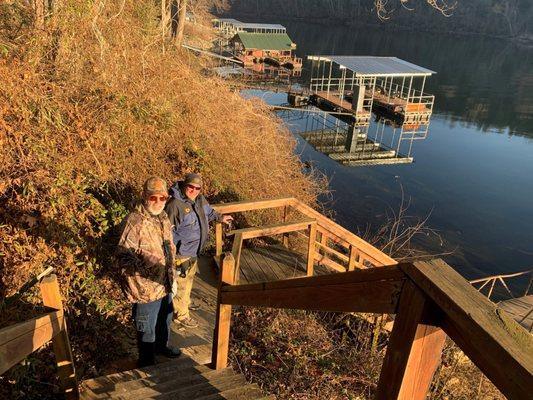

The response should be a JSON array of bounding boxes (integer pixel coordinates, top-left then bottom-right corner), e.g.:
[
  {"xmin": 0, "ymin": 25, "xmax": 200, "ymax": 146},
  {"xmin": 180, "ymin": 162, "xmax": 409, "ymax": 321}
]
[
  {"xmin": 205, "ymin": 200, "xmax": 233, "ymax": 225},
  {"xmin": 116, "ymin": 214, "xmax": 143, "ymax": 275},
  {"xmin": 164, "ymin": 199, "xmax": 180, "ymax": 247},
  {"xmin": 204, "ymin": 200, "xmax": 222, "ymax": 223}
]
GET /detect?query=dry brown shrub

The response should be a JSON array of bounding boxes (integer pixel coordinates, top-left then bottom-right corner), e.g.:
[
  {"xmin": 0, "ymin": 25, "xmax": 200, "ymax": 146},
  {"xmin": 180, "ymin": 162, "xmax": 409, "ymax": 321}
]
[
  {"xmin": 231, "ymin": 309, "xmax": 505, "ymax": 400},
  {"xmin": 0, "ymin": 1, "xmax": 322, "ymax": 395}
]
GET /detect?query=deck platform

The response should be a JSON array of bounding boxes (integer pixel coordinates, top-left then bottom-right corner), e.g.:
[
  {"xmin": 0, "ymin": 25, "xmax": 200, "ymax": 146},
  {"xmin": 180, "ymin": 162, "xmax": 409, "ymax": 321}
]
[
  {"xmin": 169, "ymin": 245, "xmax": 332, "ymax": 365},
  {"xmin": 498, "ymin": 295, "xmax": 533, "ymax": 333},
  {"xmin": 310, "ymin": 92, "xmax": 371, "ymax": 126}
]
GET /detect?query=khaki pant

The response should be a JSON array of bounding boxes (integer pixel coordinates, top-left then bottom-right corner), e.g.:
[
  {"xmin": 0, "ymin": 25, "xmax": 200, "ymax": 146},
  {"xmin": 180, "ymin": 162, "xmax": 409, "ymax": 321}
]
[{"xmin": 172, "ymin": 256, "xmax": 198, "ymax": 321}]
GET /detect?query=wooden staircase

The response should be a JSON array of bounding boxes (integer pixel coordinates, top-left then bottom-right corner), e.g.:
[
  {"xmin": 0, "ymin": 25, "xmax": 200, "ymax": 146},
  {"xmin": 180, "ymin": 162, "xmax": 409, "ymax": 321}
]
[{"xmin": 80, "ymin": 355, "xmax": 273, "ymax": 400}]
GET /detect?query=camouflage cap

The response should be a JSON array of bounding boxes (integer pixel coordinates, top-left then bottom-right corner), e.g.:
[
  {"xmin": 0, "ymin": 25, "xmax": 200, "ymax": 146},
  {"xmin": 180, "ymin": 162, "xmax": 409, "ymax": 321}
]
[
  {"xmin": 143, "ymin": 176, "xmax": 168, "ymax": 198},
  {"xmin": 183, "ymin": 173, "xmax": 202, "ymax": 188}
]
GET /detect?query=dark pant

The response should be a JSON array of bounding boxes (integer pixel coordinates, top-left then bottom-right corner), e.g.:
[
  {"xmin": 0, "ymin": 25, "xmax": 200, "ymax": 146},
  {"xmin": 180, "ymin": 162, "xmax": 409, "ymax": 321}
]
[{"xmin": 132, "ymin": 294, "xmax": 173, "ymax": 367}]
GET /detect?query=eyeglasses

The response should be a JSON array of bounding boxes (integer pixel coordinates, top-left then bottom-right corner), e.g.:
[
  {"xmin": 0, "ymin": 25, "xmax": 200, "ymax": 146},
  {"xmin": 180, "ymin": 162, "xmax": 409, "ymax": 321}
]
[
  {"xmin": 186, "ymin": 184, "xmax": 201, "ymax": 191},
  {"xmin": 148, "ymin": 195, "xmax": 168, "ymax": 202}
]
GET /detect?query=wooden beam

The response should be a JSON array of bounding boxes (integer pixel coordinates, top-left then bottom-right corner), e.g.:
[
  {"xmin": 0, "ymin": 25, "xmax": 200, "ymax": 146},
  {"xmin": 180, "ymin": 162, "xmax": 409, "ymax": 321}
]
[
  {"xmin": 348, "ymin": 245, "xmax": 358, "ymax": 271},
  {"xmin": 223, "ymin": 264, "xmax": 404, "ymax": 292},
  {"xmin": 282, "ymin": 205, "xmax": 289, "ymax": 248},
  {"xmin": 221, "ymin": 266, "xmax": 405, "ymax": 314},
  {"xmin": 306, "ymin": 223, "xmax": 317, "ymax": 276},
  {"xmin": 212, "ymin": 197, "xmax": 295, "ymax": 214},
  {"xmin": 314, "ymin": 253, "xmax": 346, "ymax": 272},
  {"xmin": 0, "ymin": 310, "xmax": 64, "ymax": 375},
  {"xmin": 212, "ymin": 253, "xmax": 236, "ymax": 370},
  {"xmin": 231, "ymin": 233, "xmax": 243, "ymax": 284},
  {"xmin": 401, "ymin": 259, "xmax": 533, "ymax": 400},
  {"xmin": 40, "ymin": 275, "xmax": 79, "ymax": 400},
  {"xmin": 315, "ymin": 240, "xmax": 350, "ymax": 263},
  {"xmin": 215, "ymin": 222, "xmax": 223, "ymax": 264},
  {"xmin": 317, "ymin": 226, "xmax": 350, "ymax": 248},
  {"xmin": 228, "ymin": 219, "xmax": 315, "ymax": 240},
  {"xmin": 376, "ymin": 280, "xmax": 446, "ymax": 400}
]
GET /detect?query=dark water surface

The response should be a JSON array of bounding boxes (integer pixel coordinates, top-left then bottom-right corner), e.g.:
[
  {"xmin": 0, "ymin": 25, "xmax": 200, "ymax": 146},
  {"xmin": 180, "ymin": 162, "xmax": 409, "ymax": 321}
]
[{"xmin": 245, "ymin": 22, "xmax": 533, "ymax": 278}]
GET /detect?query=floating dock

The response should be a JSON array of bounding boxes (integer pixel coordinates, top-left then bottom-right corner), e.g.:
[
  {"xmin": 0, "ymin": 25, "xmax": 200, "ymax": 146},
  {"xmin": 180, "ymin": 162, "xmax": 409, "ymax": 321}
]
[{"xmin": 285, "ymin": 55, "xmax": 436, "ymax": 166}]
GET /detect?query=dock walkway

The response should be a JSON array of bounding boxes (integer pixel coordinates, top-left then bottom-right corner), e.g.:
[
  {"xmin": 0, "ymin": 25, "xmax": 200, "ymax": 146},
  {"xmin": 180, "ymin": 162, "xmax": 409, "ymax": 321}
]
[{"xmin": 499, "ymin": 295, "xmax": 533, "ymax": 332}]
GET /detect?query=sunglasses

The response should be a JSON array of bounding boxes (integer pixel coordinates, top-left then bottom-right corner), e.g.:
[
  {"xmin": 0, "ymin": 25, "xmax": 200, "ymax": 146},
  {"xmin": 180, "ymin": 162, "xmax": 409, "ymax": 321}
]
[
  {"xmin": 186, "ymin": 184, "xmax": 201, "ymax": 191},
  {"xmin": 148, "ymin": 195, "xmax": 168, "ymax": 202}
]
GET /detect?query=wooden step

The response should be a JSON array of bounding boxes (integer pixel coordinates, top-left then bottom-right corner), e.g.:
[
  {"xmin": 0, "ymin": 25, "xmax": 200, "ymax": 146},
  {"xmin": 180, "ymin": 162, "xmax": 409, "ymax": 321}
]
[
  {"xmin": 194, "ymin": 383, "xmax": 272, "ymax": 399},
  {"xmin": 82, "ymin": 364, "xmax": 213, "ymax": 399},
  {"xmin": 127, "ymin": 369, "xmax": 246, "ymax": 399},
  {"xmin": 81, "ymin": 357, "xmax": 200, "ymax": 394}
]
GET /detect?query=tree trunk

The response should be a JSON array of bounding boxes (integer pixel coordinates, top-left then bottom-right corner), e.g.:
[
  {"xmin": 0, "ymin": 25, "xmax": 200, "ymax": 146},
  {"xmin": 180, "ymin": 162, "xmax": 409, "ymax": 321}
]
[
  {"xmin": 174, "ymin": 0, "xmax": 188, "ymax": 46},
  {"xmin": 34, "ymin": 0, "xmax": 45, "ymax": 29},
  {"xmin": 161, "ymin": 0, "xmax": 171, "ymax": 39}
]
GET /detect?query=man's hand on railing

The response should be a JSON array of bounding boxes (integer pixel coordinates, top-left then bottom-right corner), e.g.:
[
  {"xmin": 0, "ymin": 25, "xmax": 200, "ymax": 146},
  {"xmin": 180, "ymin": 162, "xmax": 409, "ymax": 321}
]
[{"xmin": 221, "ymin": 215, "xmax": 233, "ymax": 225}]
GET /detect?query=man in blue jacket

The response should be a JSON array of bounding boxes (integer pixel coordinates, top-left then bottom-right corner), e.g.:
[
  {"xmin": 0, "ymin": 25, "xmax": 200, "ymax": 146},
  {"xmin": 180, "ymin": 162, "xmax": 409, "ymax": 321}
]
[{"xmin": 165, "ymin": 173, "xmax": 233, "ymax": 328}]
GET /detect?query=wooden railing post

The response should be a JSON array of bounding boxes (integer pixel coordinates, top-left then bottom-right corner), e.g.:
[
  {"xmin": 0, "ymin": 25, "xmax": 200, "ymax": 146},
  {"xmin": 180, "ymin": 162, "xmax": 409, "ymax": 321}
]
[
  {"xmin": 306, "ymin": 223, "xmax": 317, "ymax": 276},
  {"xmin": 215, "ymin": 221, "xmax": 223, "ymax": 265},
  {"xmin": 348, "ymin": 245, "xmax": 358, "ymax": 271},
  {"xmin": 211, "ymin": 253, "xmax": 236, "ymax": 370},
  {"xmin": 231, "ymin": 233, "xmax": 243, "ymax": 284},
  {"xmin": 282, "ymin": 205, "xmax": 289, "ymax": 248},
  {"xmin": 39, "ymin": 275, "xmax": 79, "ymax": 400},
  {"xmin": 376, "ymin": 280, "xmax": 446, "ymax": 400}
]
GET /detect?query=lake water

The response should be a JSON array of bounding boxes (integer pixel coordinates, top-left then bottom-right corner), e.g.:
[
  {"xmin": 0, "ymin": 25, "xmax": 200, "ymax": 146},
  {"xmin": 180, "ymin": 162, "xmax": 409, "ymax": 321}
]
[{"xmin": 244, "ymin": 21, "xmax": 533, "ymax": 279}]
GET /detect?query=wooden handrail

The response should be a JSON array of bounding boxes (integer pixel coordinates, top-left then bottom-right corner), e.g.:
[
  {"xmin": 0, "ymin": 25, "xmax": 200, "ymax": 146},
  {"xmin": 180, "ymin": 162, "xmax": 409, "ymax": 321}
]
[
  {"xmin": 470, "ymin": 269, "xmax": 532, "ymax": 300},
  {"xmin": 212, "ymin": 197, "xmax": 396, "ymax": 271},
  {"xmin": 401, "ymin": 260, "xmax": 533, "ymax": 399},
  {"xmin": 0, "ymin": 274, "xmax": 78, "ymax": 399},
  {"xmin": 220, "ymin": 265, "xmax": 405, "ymax": 314},
  {"xmin": 212, "ymin": 197, "xmax": 294, "ymax": 214},
  {"xmin": 212, "ymin": 256, "xmax": 533, "ymax": 399},
  {"xmin": 289, "ymin": 199, "xmax": 396, "ymax": 266},
  {"xmin": 0, "ymin": 310, "xmax": 64, "ymax": 375},
  {"xmin": 227, "ymin": 219, "xmax": 315, "ymax": 239}
]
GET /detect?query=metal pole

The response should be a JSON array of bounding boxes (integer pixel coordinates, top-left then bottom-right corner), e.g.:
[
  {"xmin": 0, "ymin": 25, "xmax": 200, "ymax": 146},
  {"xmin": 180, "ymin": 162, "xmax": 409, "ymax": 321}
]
[
  {"xmin": 406, "ymin": 76, "xmax": 413, "ymax": 105},
  {"xmin": 340, "ymin": 68, "xmax": 346, "ymax": 103},
  {"xmin": 420, "ymin": 76, "xmax": 427, "ymax": 102},
  {"xmin": 327, "ymin": 61, "xmax": 333, "ymax": 98}
]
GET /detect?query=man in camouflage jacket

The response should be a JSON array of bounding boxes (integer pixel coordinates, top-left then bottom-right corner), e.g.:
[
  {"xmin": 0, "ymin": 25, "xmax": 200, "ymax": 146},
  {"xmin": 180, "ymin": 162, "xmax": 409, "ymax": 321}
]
[{"xmin": 116, "ymin": 176, "xmax": 181, "ymax": 367}]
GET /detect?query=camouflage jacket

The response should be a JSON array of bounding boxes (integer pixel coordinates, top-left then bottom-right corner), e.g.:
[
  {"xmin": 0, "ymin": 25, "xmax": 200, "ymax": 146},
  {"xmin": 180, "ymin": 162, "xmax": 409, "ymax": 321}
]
[{"xmin": 116, "ymin": 204, "xmax": 176, "ymax": 304}]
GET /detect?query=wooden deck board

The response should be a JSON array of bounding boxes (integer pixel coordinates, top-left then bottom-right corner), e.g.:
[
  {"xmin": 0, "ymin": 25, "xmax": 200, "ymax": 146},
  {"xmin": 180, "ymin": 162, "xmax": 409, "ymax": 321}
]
[
  {"xmin": 498, "ymin": 295, "xmax": 533, "ymax": 332},
  {"xmin": 246, "ymin": 247, "xmax": 284, "ymax": 282}
]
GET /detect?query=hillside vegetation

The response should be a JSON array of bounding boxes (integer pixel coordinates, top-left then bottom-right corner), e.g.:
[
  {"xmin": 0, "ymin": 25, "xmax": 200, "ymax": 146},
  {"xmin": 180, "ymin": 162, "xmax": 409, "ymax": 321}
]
[{"xmin": 0, "ymin": 1, "xmax": 321, "ymax": 397}]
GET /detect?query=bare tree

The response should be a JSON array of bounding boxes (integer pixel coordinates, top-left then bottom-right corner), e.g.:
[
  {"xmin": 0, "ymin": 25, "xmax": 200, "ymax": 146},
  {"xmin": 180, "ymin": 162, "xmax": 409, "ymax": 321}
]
[{"xmin": 174, "ymin": 0, "xmax": 188, "ymax": 46}]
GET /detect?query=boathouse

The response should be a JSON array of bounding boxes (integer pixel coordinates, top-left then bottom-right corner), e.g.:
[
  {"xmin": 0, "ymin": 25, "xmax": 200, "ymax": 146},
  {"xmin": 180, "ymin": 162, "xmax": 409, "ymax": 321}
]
[
  {"xmin": 213, "ymin": 18, "xmax": 287, "ymax": 37},
  {"xmin": 307, "ymin": 55, "xmax": 435, "ymax": 128},
  {"xmin": 288, "ymin": 55, "xmax": 436, "ymax": 166},
  {"xmin": 230, "ymin": 32, "xmax": 302, "ymax": 69}
]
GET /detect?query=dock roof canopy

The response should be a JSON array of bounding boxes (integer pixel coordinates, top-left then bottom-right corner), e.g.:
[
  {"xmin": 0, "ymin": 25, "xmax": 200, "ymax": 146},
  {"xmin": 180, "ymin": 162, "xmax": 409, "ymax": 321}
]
[
  {"xmin": 213, "ymin": 18, "xmax": 286, "ymax": 30},
  {"xmin": 308, "ymin": 56, "xmax": 435, "ymax": 77},
  {"xmin": 238, "ymin": 22, "xmax": 286, "ymax": 30},
  {"xmin": 233, "ymin": 32, "xmax": 294, "ymax": 51}
]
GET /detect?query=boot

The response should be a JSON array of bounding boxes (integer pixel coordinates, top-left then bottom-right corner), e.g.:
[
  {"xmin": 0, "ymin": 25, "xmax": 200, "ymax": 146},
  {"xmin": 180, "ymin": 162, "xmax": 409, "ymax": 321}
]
[{"xmin": 138, "ymin": 340, "xmax": 156, "ymax": 368}]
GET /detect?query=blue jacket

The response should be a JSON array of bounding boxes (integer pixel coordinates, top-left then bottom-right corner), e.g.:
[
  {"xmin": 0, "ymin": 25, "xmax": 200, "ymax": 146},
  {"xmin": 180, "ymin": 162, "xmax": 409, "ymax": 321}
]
[{"xmin": 164, "ymin": 182, "xmax": 221, "ymax": 257}]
